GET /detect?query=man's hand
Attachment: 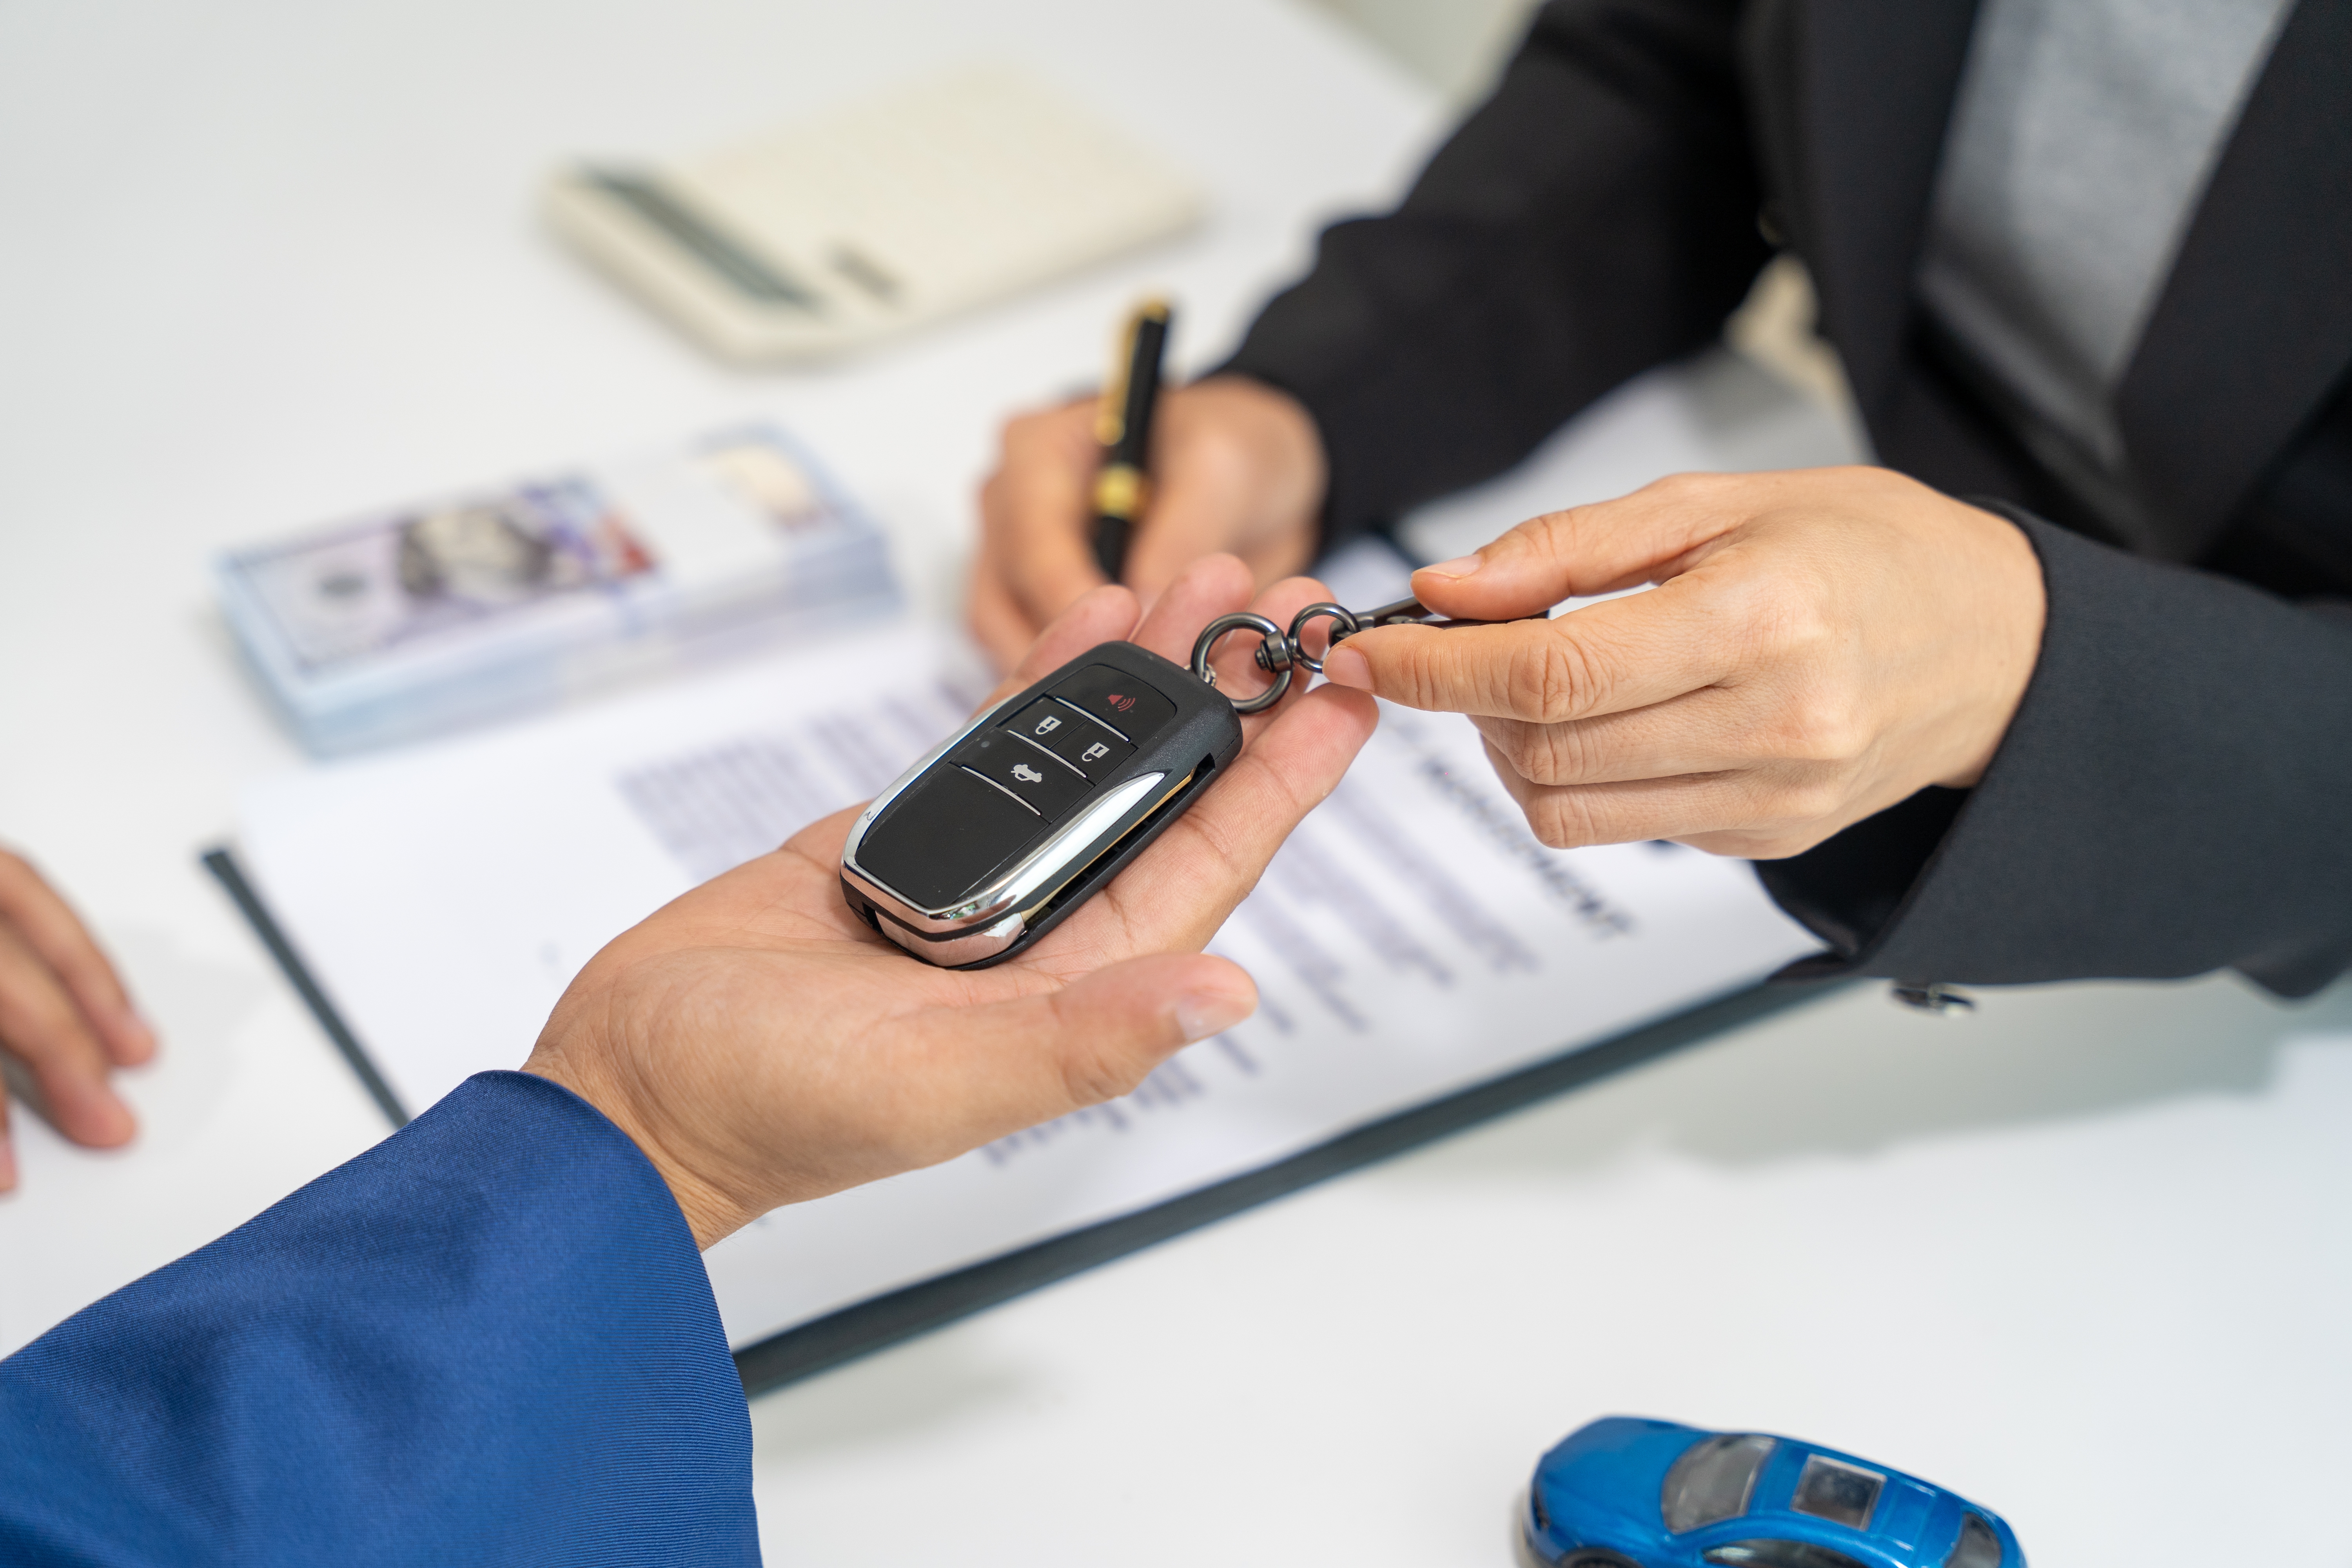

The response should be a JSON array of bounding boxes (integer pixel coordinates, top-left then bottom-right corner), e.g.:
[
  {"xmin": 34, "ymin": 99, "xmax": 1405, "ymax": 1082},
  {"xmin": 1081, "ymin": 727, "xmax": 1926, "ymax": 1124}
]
[
  {"xmin": 1322, "ymin": 467, "xmax": 2047, "ymax": 859},
  {"xmin": 527, "ymin": 557, "xmax": 1378, "ymax": 1247},
  {"xmin": 968, "ymin": 375, "xmax": 1327, "ymax": 668},
  {"xmin": 0, "ymin": 850, "xmax": 157, "ymax": 1191}
]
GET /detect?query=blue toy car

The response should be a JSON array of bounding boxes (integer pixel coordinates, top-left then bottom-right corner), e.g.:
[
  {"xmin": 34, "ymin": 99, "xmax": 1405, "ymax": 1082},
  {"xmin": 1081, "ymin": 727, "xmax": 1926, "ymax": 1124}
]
[{"xmin": 1522, "ymin": 1417, "xmax": 2024, "ymax": 1568}]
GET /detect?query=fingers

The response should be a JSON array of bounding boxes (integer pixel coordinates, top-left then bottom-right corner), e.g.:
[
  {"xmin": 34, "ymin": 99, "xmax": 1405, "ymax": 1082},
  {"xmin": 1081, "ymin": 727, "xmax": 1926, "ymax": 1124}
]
[
  {"xmin": 1467, "ymin": 682, "xmax": 1793, "ymax": 788},
  {"xmin": 1120, "ymin": 458, "xmax": 1248, "ymax": 605},
  {"xmin": 1123, "ymin": 551, "xmax": 1292, "ymax": 715},
  {"xmin": 976, "ymin": 400, "xmax": 1110, "ymax": 653},
  {"xmin": 1405, "ymin": 470, "xmax": 1761, "ymax": 622},
  {"xmin": 1221, "ymin": 575, "xmax": 1359, "ymax": 734},
  {"xmin": 1125, "ymin": 552, "xmax": 1256, "ymax": 666},
  {"xmin": 966, "ymin": 557, "xmax": 1044, "ymax": 671},
  {"xmin": 0, "ymin": 851, "xmax": 152, "ymax": 1066},
  {"xmin": 1474, "ymin": 737, "xmax": 1872, "ymax": 858},
  {"xmin": 968, "ymin": 380, "xmax": 1328, "ymax": 672},
  {"xmin": 1044, "ymin": 561, "xmax": 1375, "ymax": 960},
  {"xmin": 840, "ymin": 555, "xmax": 1375, "ymax": 974},
  {"xmin": 796, "ymin": 560, "xmax": 1345, "ymax": 928},
  {"xmin": 1124, "ymin": 559, "xmax": 1335, "ymax": 717},
  {"xmin": 989, "ymin": 555, "xmax": 1345, "ymax": 734},
  {"xmin": 886, "ymin": 952, "xmax": 1256, "ymax": 1161},
  {"xmin": 1479, "ymin": 745, "xmax": 1731, "ymax": 850},
  {"xmin": 0, "ymin": 849, "xmax": 147, "ymax": 1177},
  {"xmin": 1120, "ymin": 375, "xmax": 1325, "ymax": 604},
  {"xmin": 1324, "ymin": 580, "xmax": 1734, "ymax": 723},
  {"xmin": 1049, "ymin": 679, "xmax": 1379, "ymax": 965},
  {"xmin": 0, "ymin": 919, "xmax": 136, "ymax": 1149},
  {"xmin": 977, "ymin": 583, "xmax": 1142, "ymax": 711}
]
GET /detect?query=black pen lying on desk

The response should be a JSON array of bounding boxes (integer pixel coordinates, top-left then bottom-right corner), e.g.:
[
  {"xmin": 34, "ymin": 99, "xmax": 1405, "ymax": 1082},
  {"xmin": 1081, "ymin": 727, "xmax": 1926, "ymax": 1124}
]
[{"xmin": 1090, "ymin": 297, "xmax": 1172, "ymax": 581}]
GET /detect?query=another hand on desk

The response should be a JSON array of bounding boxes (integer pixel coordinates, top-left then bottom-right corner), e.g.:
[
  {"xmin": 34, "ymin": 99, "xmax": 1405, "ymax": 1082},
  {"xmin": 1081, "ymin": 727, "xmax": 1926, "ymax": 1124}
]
[
  {"xmin": 968, "ymin": 376, "xmax": 1326, "ymax": 667},
  {"xmin": 527, "ymin": 557, "xmax": 1377, "ymax": 1248},
  {"xmin": 0, "ymin": 849, "xmax": 156, "ymax": 1192},
  {"xmin": 1322, "ymin": 467, "xmax": 2047, "ymax": 859}
]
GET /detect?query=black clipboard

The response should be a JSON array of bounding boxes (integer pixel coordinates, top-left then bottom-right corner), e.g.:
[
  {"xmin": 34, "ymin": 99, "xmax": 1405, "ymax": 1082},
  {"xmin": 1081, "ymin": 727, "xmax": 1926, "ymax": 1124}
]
[{"xmin": 205, "ymin": 844, "xmax": 1837, "ymax": 1398}]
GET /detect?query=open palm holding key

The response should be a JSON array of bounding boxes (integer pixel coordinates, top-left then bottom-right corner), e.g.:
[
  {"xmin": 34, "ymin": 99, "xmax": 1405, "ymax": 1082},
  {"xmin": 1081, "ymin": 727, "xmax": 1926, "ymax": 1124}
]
[{"xmin": 525, "ymin": 554, "xmax": 1376, "ymax": 1247}]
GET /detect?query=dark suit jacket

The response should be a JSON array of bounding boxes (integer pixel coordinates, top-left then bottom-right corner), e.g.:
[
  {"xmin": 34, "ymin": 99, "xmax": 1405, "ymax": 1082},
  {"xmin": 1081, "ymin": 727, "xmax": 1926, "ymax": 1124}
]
[
  {"xmin": 1223, "ymin": 0, "xmax": 2352, "ymax": 996},
  {"xmin": 0, "ymin": 1073, "xmax": 759, "ymax": 1566}
]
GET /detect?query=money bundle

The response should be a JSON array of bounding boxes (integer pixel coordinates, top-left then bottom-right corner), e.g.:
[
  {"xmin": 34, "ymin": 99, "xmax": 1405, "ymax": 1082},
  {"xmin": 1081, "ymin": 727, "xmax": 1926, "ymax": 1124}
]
[{"xmin": 217, "ymin": 425, "xmax": 900, "ymax": 753}]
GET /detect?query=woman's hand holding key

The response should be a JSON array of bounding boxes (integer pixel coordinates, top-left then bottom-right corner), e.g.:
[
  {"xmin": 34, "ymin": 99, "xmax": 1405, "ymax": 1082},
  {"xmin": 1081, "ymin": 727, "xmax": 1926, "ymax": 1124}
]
[
  {"xmin": 526, "ymin": 556, "xmax": 1376, "ymax": 1249},
  {"xmin": 1322, "ymin": 468, "xmax": 2048, "ymax": 860}
]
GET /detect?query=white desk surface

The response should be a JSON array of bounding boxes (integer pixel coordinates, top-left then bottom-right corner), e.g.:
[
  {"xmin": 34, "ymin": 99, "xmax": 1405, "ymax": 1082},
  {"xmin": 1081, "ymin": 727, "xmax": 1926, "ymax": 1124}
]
[{"xmin": 4, "ymin": 3, "xmax": 2348, "ymax": 1564}]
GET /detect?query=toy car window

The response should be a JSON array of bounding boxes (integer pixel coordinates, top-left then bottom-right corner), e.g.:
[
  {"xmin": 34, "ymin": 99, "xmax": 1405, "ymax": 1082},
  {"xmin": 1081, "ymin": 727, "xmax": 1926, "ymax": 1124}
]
[
  {"xmin": 1791, "ymin": 1455, "xmax": 1883, "ymax": 1529},
  {"xmin": 1702, "ymin": 1540, "xmax": 1869, "ymax": 1568},
  {"xmin": 1662, "ymin": 1434, "xmax": 1775, "ymax": 1532},
  {"xmin": 1946, "ymin": 1514, "xmax": 2003, "ymax": 1568}
]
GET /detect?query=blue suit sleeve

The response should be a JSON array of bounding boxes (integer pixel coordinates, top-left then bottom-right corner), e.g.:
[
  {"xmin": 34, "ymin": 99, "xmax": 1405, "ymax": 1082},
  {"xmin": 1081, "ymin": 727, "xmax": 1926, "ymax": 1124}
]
[{"xmin": 0, "ymin": 1070, "xmax": 760, "ymax": 1567}]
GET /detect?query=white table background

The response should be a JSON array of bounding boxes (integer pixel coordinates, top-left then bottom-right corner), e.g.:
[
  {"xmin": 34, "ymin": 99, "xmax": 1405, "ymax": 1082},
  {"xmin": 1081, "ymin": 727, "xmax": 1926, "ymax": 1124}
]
[{"xmin": 4, "ymin": 3, "xmax": 2349, "ymax": 1564}]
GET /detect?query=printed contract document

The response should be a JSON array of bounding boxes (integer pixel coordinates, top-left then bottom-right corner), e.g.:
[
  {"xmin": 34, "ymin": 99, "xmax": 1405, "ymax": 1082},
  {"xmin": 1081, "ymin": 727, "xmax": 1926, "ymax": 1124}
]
[{"xmin": 234, "ymin": 589, "xmax": 1816, "ymax": 1354}]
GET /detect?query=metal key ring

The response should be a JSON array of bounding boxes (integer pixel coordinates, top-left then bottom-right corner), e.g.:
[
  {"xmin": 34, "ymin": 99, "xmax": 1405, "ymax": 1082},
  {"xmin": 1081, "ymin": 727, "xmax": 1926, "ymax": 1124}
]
[
  {"xmin": 1191, "ymin": 612, "xmax": 1294, "ymax": 713},
  {"xmin": 1280, "ymin": 602, "xmax": 1362, "ymax": 675}
]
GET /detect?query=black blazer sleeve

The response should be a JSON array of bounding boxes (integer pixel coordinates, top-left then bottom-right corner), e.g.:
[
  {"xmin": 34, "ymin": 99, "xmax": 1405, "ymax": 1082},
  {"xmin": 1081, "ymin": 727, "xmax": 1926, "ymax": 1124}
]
[
  {"xmin": 1760, "ymin": 510, "xmax": 2352, "ymax": 998},
  {"xmin": 1218, "ymin": 0, "xmax": 1771, "ymax": 548},
  {"xmin": 1222, "ymin": 0, "xmax": 2352, "ymax": 997}
]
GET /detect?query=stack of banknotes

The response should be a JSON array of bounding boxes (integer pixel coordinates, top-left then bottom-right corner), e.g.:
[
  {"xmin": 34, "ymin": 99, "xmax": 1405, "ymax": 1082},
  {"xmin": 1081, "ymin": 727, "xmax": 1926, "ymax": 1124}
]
[{"xmin": 216, "ymin": 425, "xmax": 900, "ymax": 754}]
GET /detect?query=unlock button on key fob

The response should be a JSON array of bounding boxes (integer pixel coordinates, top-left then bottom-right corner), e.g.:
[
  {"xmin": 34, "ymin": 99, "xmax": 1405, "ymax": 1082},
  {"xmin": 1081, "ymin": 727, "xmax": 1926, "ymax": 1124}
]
[{"xmin": 952, "ymin": 729, "xmax": 1090, "ymax": 819}]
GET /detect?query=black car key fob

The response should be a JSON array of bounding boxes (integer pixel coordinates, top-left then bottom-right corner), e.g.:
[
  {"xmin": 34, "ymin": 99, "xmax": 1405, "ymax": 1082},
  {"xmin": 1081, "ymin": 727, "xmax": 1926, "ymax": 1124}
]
[{"xmin": 840, "ymin": 641, "xmax": 1243, "ymax": 968}]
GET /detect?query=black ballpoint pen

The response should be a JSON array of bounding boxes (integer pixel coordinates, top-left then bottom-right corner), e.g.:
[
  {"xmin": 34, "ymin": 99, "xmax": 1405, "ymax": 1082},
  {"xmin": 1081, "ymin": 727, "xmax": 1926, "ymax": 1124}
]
[{"xmin": 1090, "ymin": 297, "xmax": 1172, "ymax": 581}]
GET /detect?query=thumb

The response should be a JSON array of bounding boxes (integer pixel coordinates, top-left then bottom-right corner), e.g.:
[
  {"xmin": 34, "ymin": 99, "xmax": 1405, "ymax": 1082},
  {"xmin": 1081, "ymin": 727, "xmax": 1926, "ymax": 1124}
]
[
  {"xmin": 1407, "ymin": 472, "xmax": 1748, "ymax": 621},
  {"xmin": 902, "ymin": 953, "xmax": 1256, "ymax": 1154},
  {"xmin": 975, "ymin": 581, "xmax": 1142, "ymax": 711}
]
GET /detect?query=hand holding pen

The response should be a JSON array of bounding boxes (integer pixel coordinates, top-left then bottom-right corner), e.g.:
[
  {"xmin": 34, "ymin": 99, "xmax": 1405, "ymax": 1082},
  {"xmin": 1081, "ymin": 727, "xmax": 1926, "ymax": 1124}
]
[
  {"xmin": 969, "ymin": 299, "xmax": 1328, "ymax": 668},
  {"xmin": 1088, "ymin": 298, "xmax": 1172, "ymax": 581}
]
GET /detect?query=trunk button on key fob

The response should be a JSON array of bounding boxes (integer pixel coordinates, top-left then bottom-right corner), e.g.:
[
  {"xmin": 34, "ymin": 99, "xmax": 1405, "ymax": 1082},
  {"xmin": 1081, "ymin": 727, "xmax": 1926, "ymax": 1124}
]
[
  {"xmin": 951, "ymin": 729, "xmax": 1091, "ymax": 818},
  {"xmin": 1002, "ymin": 699, "xmax": 1136, "ymax": 779}
]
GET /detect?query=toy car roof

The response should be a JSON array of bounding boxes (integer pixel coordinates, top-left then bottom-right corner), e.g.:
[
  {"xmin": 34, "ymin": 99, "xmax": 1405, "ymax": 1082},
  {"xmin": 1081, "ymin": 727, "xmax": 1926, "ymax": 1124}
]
[{"xmin": 1527, "ymin": 1417, "xmax": 2022, "ymax": 1568}]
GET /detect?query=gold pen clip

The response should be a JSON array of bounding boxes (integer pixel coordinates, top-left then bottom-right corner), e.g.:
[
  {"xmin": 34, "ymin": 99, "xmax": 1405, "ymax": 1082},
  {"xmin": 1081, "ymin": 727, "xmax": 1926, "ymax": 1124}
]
[
  {"xmin": 1094, "ymin": 314, "xmax": 1138, "ymax": 448},
  {"xmin": 1093, "ymin": 296, "xmax": 1171, "ymax": 448}
]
